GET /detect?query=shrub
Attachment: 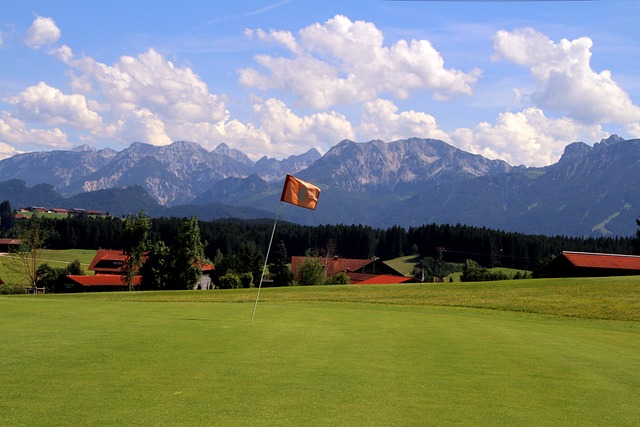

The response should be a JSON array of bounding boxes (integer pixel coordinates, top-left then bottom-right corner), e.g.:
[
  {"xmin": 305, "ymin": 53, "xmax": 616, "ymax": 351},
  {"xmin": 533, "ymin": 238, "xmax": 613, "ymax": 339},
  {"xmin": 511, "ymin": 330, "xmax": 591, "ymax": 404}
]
[
  {"xmin": 239, "ymin": 272, "xmax": 254, "ymax": 288},
  {"xmin": 0, "ymin": 283, "xmax": 27, "ymax": 294},
  {"xmin": 219, "ymin": 273, "xmax": 242, "ymax": 289},
  {"xmin": 461, "ymin": 259, "xmax": 510, "ymax": 282},
  {"xmin": 294, "ymin": 258, "xmax": 326, "ymax": 286},
  {"xmin": 328, "ymin": 272, "xmax": 350, "ymax": 285}
]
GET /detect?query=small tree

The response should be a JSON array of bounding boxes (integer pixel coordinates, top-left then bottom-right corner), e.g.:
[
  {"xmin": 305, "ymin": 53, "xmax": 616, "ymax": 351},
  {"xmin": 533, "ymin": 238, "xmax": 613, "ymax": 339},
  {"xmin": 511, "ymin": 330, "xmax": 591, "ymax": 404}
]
[
  {"xmin": 461, "ymin": 259, "xmax": 487, "ymax": 282},
  {"xmin": 16, "ymin": 214, "xmax": 48, "ymax": 288},
  {"xmin": 294, "ymin": 258, "xmax": 326, "ymax": 286},
  {"xmin": 269, "ymin": 241, "xmax": 293, "ymax": 287},
  {"xmin": 121, "ymin": 211, "xmax": 151, "ymax": 291}
]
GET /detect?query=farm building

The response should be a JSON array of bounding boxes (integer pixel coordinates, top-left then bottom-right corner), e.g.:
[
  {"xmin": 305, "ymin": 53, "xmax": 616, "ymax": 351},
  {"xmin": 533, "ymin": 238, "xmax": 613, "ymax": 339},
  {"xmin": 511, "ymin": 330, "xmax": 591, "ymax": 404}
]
[
  {"xmin": 64, "ymin": 250, "xmax": 137, "ymax": 292},
  {"xmin": 0, "ymin": 238, "xmax": 21, "ymax": 253},
  {"xmin": 291, "ymin": 255, "xmax": 415, "ymax": 284},
  {"xmin": 537, "ymin": 251, "xmax": 640, "ymax": 278},
  {"xmin": 64, "ymin": 249, "xmax": 214, "ymax": 292}
]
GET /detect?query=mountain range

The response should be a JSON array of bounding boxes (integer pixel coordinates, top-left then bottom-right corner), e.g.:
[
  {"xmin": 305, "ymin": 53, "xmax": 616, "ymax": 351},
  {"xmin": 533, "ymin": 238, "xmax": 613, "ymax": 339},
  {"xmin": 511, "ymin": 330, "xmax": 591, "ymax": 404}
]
[{"xmin": 0, "ymin": 135, "xmax": 638, "ymax": 237}]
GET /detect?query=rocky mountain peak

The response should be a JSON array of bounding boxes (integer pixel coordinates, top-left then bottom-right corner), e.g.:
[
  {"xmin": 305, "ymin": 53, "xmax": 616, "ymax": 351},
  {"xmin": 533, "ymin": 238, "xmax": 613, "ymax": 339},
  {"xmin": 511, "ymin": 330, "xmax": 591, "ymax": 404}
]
[
  {"xmin": 213, "ymin": 143, "xmax": 253, "ymax": 166},
  {"xmin": 558, "ymin": 141, "xmax": 592, "ymax": 163},
  {"xmin": 72, "ymin": 144, "xmax": 96, "ymax": 152},
  {"xmin": 597, "ymin": 134, "xmax": 625, "ymax": 147}
]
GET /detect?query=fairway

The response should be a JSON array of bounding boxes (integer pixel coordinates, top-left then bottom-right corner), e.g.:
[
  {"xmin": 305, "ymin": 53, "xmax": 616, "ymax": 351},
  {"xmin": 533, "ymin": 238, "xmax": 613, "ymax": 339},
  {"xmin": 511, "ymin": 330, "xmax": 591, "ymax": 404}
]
[{"xmin": 1, "ymin": 285, "xmax": 639, "ymax": 426}]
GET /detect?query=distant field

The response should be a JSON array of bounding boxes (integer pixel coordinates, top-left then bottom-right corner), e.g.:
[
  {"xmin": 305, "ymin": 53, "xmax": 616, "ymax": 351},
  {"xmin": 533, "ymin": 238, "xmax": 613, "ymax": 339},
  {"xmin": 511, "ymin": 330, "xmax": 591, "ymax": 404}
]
[
  {"xmin": 1, "ymin": 280, "xmax": 638, "ymax": 426},
  {"xmin": 0, "ymin": 249, "xmax": 96, "ymax": 284},
  {"xmin": 385, "ymin": 255, "xmax": 530, "ymax": 282}
]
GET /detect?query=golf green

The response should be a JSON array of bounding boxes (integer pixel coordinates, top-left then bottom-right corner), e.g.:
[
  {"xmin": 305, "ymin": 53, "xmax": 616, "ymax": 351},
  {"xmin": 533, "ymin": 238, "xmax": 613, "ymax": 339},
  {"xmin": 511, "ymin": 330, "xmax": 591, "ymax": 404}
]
[{"xmin": 1, "ymin": 297, "xmax": 638, "ymax": 426}]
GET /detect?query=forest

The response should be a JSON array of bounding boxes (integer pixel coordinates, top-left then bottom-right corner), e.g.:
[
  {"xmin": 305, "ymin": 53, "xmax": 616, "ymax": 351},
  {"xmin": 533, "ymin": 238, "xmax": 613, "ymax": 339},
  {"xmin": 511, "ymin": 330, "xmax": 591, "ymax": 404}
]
[{"xmin": 1, "ymin": 200, "xmax": 636, "ymax": 274}]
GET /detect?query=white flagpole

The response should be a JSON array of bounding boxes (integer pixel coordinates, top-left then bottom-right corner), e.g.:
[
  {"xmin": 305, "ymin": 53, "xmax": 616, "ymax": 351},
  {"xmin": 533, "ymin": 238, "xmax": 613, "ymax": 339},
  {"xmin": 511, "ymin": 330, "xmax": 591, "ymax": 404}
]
[{"xmin": 251, "ymin": 202, "xmax": 283, "ymax": 322}]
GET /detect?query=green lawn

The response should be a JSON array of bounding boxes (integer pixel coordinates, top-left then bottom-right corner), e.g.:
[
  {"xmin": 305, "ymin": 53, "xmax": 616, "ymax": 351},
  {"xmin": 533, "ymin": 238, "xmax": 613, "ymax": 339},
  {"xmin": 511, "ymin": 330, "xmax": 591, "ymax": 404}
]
[{"xmin": 1, "ymin": 279, "xmax": 639, "ymax": 426}]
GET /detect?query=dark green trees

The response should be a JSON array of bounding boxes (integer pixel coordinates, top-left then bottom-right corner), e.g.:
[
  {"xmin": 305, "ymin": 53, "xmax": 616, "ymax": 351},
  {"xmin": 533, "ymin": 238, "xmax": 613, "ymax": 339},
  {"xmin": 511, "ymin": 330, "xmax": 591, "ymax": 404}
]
[
  {"xmin": 121, "ymin": 211, "xmax": 152, "ymax": 291},
  {"xmin": 0, "ymin": 200, "xmax": 14, "ymax": 232},
  {"xmin": 140, "ymin": 217, "xmax": 206, "ymax": 290},
  {"xmin": 269, "ymin": 241, "xmax": 293, "ymax": 287},
  {"xmin": 170, "ymin": 217, "xmax": 205, "ymax": 290}
]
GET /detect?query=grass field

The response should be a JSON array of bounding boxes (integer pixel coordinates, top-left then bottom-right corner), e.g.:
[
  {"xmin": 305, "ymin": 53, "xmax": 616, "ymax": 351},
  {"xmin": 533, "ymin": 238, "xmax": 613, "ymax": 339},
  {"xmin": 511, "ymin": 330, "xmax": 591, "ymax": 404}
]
[
  {"xmin": 1, "ymin": 278, "xmax": 639, "ymax": 426},
  {"xmin": 0, "ymin": 249, "xmax": 97, "ymax": 285}
]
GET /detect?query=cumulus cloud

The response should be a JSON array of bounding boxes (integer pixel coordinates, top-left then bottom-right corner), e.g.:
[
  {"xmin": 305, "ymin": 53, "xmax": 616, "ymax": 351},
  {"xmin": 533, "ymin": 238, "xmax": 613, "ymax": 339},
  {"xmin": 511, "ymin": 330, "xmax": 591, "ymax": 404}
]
[
  {"xmin": 0, "ymin": 112, "xmax": 70, "ymax": 150},
  {"xmin": 240, "ymin": 15, "xmax": 480, "ymax": 109},
  {"xmin": 0, "ymin": 142, "xmax": 21, "ymax": 160},
  {"xmin": 6, "ymin": 82, "xmax": 103, "ymax": 130},
  {"xmin": 492, "ymin": 28, "xmax": 640, "ymax": 124},
  {"xmin": 29, "ymin": 45, "xmax": 230, "ymax": 147},
  {"xmin": 451, "ymin": 107, "xmax": 607, "ymax": 166},
  {"xmin": 359, "ymin": 99, "xmax": 450, "ymax": 142},
  {"xmin": 24, "ymin": 16, "xmax": 61, "ymax": 49}
]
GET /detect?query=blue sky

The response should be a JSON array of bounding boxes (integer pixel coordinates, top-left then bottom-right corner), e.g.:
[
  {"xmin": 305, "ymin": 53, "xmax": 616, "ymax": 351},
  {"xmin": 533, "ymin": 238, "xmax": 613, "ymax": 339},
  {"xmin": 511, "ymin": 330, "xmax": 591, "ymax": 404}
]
[{"xmin": 1, "ymin": 0, "xmax": 639, "ymax": 166}]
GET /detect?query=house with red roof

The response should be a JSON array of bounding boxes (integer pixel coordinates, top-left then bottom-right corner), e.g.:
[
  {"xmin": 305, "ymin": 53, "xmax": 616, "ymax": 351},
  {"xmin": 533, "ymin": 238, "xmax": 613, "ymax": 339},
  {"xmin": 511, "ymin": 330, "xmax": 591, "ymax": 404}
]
[
  {"xmin": 290, "ymin": 255, "xmax": 415, "ymax": 284},
  {"xmin": 64, "ymin": 249, "xmax": 135, "ymax": 292},
  {"xmin": 64, "ymin": 249, "xmax": 214, "ymax": 292},
  {"xmin": 537, "ymin": 251, "xmax": 640, "ymax": 278}
]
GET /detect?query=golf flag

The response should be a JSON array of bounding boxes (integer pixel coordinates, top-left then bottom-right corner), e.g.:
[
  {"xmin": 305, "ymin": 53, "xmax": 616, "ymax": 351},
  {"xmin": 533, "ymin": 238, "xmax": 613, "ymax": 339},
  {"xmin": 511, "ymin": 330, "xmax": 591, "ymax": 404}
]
[{"xmin": 280, "ymin": 174, "xmax": 321, "ymax": 210}]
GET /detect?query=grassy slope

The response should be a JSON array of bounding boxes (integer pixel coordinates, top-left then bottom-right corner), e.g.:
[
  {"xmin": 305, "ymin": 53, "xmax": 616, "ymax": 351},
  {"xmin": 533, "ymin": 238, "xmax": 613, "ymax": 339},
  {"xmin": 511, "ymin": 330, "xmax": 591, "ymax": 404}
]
[
  {"xmin": 0, "ymin": 249, "xmax": 97, "ymax": 284},
  {"xmin": 1, "ymin": 285, "xmax": 639, "ymax": 426},
  {"xmin": 48, "ymin": 276, "xmax": 640, "ymax": 321}
]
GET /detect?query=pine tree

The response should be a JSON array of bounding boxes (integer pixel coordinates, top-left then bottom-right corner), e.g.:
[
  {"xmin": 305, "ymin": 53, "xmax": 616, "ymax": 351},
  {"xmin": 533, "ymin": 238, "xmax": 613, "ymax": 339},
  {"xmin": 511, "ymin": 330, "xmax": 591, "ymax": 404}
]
[
  {"xmin": 269, "ymin": 240, "xmax": 293, "ymax": 287},
  {"xmin": 121, "ymin": 211, "xmax": 151, "ymax": 291},
  {"xmin": 170, "ymin": 217, "xmax": 205, "ymax": 290}
]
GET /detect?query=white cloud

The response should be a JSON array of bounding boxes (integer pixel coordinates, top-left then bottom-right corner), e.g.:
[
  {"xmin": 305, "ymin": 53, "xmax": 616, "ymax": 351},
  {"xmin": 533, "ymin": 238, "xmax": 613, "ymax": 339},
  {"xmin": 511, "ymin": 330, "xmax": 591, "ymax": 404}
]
[
  {"xmin": 359, "ymin": 99, "xmax": 450, "ymax": 142},
  {"xmin": 24, "ymin": 16, "xmax": 61, "ymax": 49},
  {"xmin": 0, "ymin": 142, "xmax": 21, "ymax": 161},
  {"xmin": 492, "ymin": 28, "xmax": 640, "ymax": 124},
  {"xmin": 0, "ymin": 112, "xmax": 70, "ymax": 150},
  {"xmin": 171, "ymin": 97, "xmax": 354, "ymax": 159},
  {"xmin": 245, "ymin": 28, "xmax": 299, "ymax": 53},
  {"xmin": 451, "ymin": 107, "xmax": 607, "ymax": 166},
  {"xmin": 6, "ymin": 82, "xmax": 103, "ymax": 130},
  {"xmin": 240, "ymin": 15, "xmax": 480, "ymax": 109},
  {"xmin": 623, "ymin": 122, "xmax": 640, "ymax": 136},
  {"xmin": 49, "ymin": 48, "xmax": 229, "ymax": 146},
  {"xmin": 253, "ymin": 97, "xmax": 354, "ymax": 146}
]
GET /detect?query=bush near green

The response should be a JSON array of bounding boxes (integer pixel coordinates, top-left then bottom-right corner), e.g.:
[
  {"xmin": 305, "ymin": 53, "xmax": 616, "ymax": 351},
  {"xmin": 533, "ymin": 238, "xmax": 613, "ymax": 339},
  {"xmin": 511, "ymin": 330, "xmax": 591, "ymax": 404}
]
[{"xmin": 294, "ymin": 257, "xmax": 327, "ymax": 286}]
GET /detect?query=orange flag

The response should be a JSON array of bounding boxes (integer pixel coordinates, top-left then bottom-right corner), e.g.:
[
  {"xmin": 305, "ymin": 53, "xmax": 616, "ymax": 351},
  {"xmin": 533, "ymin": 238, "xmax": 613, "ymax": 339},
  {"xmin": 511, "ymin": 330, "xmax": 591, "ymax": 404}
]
[{"xmin": 280, "ymin": 174, "xmax": 321, "ymax": 210}]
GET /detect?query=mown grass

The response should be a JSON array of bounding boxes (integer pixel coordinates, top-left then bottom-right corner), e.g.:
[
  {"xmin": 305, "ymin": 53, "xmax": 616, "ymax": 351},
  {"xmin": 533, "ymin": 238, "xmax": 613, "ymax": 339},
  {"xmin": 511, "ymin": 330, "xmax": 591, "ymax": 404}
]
[
  {"xmin": 42, "ymin": 276, "xmax": 640, "ymax": 322},
  {"xmin": 1, "ymin": 282, "xmax": 639, "ymax": 426}
]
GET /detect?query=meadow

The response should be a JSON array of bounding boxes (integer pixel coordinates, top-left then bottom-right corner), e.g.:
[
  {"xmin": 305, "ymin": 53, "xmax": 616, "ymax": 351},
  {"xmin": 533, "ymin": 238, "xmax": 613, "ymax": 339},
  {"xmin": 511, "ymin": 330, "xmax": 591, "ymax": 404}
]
[
  {"xmin": 1, "ymin": 278, "xmax": 639, "ymax": 426},
  {"xmin": 0, "ymin": 249, "xmax": 97, "ymax": 285}
]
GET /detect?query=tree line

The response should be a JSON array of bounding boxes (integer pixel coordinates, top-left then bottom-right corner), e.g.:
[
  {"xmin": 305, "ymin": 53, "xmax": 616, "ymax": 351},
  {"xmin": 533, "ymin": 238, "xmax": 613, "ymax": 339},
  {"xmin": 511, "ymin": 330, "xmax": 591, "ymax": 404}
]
[{"xmin": 1, "ymin": 199, "xmax": 638, "ymax": 285}]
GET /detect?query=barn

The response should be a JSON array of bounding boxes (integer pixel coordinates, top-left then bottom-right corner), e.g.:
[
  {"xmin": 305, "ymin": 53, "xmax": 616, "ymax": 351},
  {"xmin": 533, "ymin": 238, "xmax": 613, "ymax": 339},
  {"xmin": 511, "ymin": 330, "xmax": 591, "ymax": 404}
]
[{"xmin": 537, "ymin": 251, "xmax": 640, "ymax": 278}]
